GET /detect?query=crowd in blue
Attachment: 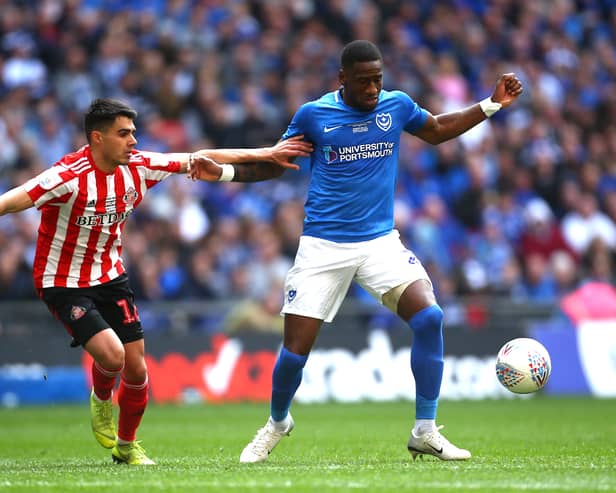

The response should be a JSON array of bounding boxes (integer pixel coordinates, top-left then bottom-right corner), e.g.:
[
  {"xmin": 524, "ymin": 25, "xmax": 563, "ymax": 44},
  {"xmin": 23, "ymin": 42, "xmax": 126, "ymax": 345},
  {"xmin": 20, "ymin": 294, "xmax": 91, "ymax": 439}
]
[{"xmin": 1, "ymin": 0, "xmax": 616, "ymax": 323}]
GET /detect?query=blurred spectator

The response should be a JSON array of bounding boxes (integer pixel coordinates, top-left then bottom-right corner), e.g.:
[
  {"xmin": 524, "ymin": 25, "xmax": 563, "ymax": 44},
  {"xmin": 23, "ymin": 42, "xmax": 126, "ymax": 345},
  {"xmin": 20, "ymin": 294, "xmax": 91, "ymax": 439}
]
[
  {"xmin": 183, "ymin": 244, "xmax": 219, "ymax": 299},
  {"xmin": 522, "ymin": 253, "xmax": 558, "ymax": 302},
  {"xmin": 472, "ymin": 213, "xmax": 516, "ymax": 287},
  {"xmin": 53, "ymin": 45, "xmax": 100, "ymax": 113},
  {"xmin": 244, "ymin": 222, "xmax": 292, "ymax": 300},
  {"xmin": 582, "ymin": 238, "xmax": 616, "ymax": 285},
  {"xmin": 492, "ymin": 257, "xmax": 527, "ymax": 300},
  {"xmin": 550, "ymin": 250, "xmax": 579, "ymax": 297},
  {"xmin": 561, "ymin": 192, "xmax": 616, "ymax": 255},
  {"xmin": 409, "ymin": 193, "xmax": 466, "ymax": 275},
  {"xmin": 518, "ymin": 197, "xmax": 577, "ymax": 263},
  {"xmin": 223, "ymin": 281, "xmax": 284, "ymax": 334},
  {"xmin": 2, "ymin": 32, "xmax": 48, "ymax": 97}
]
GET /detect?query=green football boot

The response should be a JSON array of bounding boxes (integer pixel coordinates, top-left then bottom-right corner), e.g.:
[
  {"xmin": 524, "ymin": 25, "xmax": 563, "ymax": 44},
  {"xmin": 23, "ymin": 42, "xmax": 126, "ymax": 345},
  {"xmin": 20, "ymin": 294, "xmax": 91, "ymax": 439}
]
[
  {"xmin": 112, "ymin": 441, "xmax": 156, "ymax": 465},
  {"xmin": 90, "ymin": 389, "xmax": 116, "ymax": 449}
]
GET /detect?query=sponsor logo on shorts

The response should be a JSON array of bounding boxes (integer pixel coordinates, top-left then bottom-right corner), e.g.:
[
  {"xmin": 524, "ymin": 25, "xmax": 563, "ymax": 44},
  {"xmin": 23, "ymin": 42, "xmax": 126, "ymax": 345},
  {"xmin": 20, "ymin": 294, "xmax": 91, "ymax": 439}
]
[
  {"xmin": 408, "ymin": 255, "xmax": 417, "ymax": 264},
  {"xmin": 287, "ymin": 289, "xmax": 297, "ymax": 303},
  {"xmin": 70, "ymin": 306, "xmax": 87, "ymax": 320}
]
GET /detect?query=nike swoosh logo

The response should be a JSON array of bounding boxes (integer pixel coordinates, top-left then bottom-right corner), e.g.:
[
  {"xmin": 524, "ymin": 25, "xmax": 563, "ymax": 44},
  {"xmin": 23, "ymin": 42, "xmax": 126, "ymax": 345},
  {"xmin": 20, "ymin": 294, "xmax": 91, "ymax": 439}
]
[
  {"xmin": 427, "ymin": 444, "xmax": 443, "ymax": 454},
  {"xmin": 323, "ymin": 125, "xmax": 343, "ymax": 133}
]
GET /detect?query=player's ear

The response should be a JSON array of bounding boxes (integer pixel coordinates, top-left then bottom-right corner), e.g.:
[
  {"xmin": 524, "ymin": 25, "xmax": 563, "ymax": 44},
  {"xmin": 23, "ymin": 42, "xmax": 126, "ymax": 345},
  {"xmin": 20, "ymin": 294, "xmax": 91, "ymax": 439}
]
[
  {"xmin": 91, "ymin": 130, "xmax": 103, "ymax": 144},
  {"xmin": 338, "ymin": 68, "xmax": 346, "ymax": 86}
]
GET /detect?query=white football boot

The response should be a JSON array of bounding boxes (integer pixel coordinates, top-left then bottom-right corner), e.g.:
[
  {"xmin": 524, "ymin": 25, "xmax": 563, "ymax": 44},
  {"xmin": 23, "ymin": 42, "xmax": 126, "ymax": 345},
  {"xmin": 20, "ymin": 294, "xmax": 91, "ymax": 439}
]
[
  {"xmin": 407, "ymin": 425, "xmax": 471, "ymax": 461},
  {"xmin": 240, "ymin": 414, "xmax": 294, "ymax": 463}
]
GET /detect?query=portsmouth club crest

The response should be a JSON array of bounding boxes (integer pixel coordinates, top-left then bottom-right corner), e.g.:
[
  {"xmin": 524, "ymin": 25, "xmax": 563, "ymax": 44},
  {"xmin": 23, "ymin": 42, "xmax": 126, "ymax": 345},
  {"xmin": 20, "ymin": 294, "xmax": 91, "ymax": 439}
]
[
  {"xmin": 287, "ymin": 288, "xmax": 297, "ymax": 303},
  {"xmin": 376, "ymin": 112, "xmax": 392, "ymax": 132}
]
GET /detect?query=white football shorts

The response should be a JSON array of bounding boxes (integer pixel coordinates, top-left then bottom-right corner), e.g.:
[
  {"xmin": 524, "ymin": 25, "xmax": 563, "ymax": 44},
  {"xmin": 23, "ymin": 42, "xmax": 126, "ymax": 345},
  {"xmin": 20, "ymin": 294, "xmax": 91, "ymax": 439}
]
[{"xmin": 281, "ymin": 230, "xmax": 430, "ymax": 322}]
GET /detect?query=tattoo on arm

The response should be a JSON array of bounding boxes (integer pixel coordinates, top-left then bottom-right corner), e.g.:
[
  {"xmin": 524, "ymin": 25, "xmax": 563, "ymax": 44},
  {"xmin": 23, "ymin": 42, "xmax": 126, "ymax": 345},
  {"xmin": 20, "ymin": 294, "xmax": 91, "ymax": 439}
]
[{"xmin": 231, "ymin": 163, "xmax": 283, "ymax": 182}]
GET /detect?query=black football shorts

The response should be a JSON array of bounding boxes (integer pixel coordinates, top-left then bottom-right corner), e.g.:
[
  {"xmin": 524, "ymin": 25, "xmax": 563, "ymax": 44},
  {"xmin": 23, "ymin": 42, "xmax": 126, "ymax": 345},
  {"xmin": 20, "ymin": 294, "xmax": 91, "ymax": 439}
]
[{"xmin": 39, "ymin": 274, "xmax": 144, "ymax": 347}]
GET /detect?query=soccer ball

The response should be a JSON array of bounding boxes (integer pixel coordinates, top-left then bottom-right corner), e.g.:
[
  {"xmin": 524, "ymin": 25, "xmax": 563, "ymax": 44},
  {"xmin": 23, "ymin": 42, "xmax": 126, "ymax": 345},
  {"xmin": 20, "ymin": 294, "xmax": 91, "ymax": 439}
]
[{"xmin": 495, "ymin": 338, "xmax": 551, "ymax": 394}]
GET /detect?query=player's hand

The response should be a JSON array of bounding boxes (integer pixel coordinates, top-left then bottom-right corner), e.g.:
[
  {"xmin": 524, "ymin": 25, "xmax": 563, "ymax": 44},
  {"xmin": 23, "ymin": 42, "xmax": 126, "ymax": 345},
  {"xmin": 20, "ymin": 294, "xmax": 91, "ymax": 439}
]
[
  {"xmin": 187, "ymin": 154, "xmax": 225, "ymax": 182},
  {"xmin": 268, "ymin": 135, "xmax": 313, "ymax": 170},
  {"xmin": 491, "ymin": 73, "xmax": 523, "ymax": 109}
]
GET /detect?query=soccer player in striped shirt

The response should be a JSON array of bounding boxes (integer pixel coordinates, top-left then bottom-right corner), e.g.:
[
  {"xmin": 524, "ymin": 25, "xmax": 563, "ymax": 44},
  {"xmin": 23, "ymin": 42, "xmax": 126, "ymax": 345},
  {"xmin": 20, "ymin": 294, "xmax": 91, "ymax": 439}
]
[
  {"xmin": 0, "ymin": 98, "xmax": 311, "ymax": 465},
  {"xmin": 236, "ymin": 40, "xmax": 523, "ymax": 463}
]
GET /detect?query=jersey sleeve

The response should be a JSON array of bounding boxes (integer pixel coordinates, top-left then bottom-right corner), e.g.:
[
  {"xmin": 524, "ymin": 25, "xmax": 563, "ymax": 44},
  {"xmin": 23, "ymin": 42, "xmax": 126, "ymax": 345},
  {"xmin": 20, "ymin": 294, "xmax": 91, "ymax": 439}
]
[
  {"xmin": 132, "ymin": 151, "xmax": 182, "ymax": 188},
  {"xmin": 397, "ymin": 91, "xmax": 429, "ymax": 133},
  {"xmin": 22, "ymin": 166, "xmax": 74, "ymax": 208},
  {"xmin": 281, "ymin": 103, "xmax": 312, "ymax": 140}
]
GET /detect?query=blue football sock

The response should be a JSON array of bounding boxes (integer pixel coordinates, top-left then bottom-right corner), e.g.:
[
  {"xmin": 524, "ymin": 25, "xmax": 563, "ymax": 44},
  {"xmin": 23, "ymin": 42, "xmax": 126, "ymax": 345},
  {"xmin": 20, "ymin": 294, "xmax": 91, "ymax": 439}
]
[
  {"xmin": 270, "ymin": 347, "xmax": 308, "ymax": 422},
  {"xmin": 408, "ymin": 304, "xmax": 444, "ymax": 420}
]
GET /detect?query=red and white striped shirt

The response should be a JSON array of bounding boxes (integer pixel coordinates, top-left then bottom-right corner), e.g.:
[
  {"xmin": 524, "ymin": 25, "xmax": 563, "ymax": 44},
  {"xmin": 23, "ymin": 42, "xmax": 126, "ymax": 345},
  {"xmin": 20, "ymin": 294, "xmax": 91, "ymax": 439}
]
[{"xmin": 23, "ymin": 146, "xmax": 181, "ymax": 289}]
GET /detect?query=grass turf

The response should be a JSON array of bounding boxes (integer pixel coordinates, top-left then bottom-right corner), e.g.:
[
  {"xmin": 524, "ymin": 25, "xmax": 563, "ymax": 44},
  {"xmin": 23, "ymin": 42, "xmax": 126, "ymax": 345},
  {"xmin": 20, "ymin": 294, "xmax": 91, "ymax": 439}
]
[{"xmin": 0, "ymin": 397, "xmax": 615, "ymax": 492}]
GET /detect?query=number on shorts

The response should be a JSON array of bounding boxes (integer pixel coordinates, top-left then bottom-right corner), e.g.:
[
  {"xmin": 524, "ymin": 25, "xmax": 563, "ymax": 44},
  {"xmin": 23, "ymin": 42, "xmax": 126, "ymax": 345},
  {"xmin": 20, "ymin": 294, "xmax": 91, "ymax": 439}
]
[{"xmin": 116, "ymin": 299, "xmax": 140, "ymax": 324}]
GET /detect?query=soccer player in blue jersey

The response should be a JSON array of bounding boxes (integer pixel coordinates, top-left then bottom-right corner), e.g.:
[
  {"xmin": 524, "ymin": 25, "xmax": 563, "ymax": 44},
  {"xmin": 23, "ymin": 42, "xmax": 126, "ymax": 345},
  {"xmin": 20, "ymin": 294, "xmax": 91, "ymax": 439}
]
[{"xmin": 236, "ymin": 40, "xmax": 523, "ymax": 462}]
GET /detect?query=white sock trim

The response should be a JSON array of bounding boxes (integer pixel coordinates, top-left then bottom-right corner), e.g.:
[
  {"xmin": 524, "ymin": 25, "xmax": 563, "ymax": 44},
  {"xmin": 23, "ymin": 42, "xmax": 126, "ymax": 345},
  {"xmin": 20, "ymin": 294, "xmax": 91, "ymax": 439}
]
[
  {"xmin": 414, "ymin": 419, "xmax": 437, "ymax": 435},
  {"xmin": 120, "ymin": 376, "xmax": 148, "ymax": 390}
]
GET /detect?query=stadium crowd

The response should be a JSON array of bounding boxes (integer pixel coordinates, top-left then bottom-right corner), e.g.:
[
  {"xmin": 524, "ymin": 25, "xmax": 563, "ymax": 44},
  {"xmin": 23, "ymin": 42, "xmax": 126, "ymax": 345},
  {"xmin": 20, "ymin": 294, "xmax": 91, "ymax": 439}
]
[{"xmin": 1, "ymin": 0, "xmax": 616, "ymax": 328}]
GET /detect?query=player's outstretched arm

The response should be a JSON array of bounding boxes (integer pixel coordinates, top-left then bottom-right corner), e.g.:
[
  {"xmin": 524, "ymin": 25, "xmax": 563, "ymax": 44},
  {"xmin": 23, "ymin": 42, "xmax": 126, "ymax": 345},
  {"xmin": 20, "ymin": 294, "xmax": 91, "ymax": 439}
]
[
  {"xmin": 0, "ymin": 186, "xmax": 34, "ymax": 216},
  {"xmin": 187, "ymin": 155, "xmax": 288, "ymax": 183},
  {"xmin": 192, "ymin": 135, "xmax": 312, "ymax": 171},
  {"xmin": 413, "ymin": 73, "xmax": 523, "ymax": 145},
  {"xmin": 185, "ymin": 135, "xmax": 313, "ymax": 182}
]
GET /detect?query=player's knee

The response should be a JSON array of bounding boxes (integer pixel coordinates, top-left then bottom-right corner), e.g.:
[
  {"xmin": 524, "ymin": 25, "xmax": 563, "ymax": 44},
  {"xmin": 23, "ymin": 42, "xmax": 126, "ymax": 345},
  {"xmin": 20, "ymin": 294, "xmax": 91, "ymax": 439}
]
[
  {"xmin": 123, "ymin": 361, "xmax": 148, "ymax": 384},
  {"xmin": 411, "ymin": 304, "xmax": 443, "ymax": 335},
  {"xmin": 100, "ymin": 345, "xmax": 125, "ymax": 370}
]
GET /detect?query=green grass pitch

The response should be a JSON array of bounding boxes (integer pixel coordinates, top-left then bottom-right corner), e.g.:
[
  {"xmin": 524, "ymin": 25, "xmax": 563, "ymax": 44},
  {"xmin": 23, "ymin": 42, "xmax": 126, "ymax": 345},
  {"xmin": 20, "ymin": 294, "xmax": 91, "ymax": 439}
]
[{"xmin": 0, "ymin": 397, "xmax": 615, "ymax": 492}]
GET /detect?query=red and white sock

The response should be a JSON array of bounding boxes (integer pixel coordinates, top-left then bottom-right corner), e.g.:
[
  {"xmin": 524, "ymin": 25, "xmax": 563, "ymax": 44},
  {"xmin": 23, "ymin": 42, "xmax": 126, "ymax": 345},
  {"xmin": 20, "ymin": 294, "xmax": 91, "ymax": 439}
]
[
  {"xmin": 117, "ymin": 376, "xmax": 149, "ymax": 443},
  {"xmin": 92, "ymin": 361, "xmax": 122, "ymax": 401}
]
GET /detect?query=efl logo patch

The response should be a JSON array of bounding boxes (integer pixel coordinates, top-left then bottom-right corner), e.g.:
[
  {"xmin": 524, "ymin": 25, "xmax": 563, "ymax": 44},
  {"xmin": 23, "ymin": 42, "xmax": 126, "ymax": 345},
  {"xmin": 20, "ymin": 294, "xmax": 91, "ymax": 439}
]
[
  {"xmin": 37, "ymin": 169, "xmax": 62, "ymax": 190},
  {"xmin": 376, "ymin": 113, "xmax": 392, "ymax": 131},
  {"xmin": 70, "ymin": 306, "xmax": 87, "ymax": 320}
]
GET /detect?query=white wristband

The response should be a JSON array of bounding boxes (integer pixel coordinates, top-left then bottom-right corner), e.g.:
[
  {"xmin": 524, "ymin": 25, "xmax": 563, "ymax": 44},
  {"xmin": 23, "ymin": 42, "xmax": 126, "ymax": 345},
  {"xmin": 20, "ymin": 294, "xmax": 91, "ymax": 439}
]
[
  {"xmin": 479, "ymin": 97, "xmax": 502, "ymax": 117},
  {"xmin": 218, "ymin": 164, "xmax": 235, "ymax": 182}
]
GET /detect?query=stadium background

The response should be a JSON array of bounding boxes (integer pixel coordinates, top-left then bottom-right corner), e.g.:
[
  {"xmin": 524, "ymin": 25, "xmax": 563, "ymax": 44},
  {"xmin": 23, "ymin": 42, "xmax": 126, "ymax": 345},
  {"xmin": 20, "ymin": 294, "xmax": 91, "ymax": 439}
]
[{"xmin": 1, "ymin": 0, "xmax": 616, "ymax": 404}]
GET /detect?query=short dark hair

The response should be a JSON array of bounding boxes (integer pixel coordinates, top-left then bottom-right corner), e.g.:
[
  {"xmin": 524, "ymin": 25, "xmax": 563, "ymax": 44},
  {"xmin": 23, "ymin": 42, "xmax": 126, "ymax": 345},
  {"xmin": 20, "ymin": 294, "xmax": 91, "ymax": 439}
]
[
  {"xmin": 341, "ymin": 40, "xmax": 382, "ymax": 70},
  {"xmin": 84, "ymin": 98, "xmax": 137, "ymax": 143}
]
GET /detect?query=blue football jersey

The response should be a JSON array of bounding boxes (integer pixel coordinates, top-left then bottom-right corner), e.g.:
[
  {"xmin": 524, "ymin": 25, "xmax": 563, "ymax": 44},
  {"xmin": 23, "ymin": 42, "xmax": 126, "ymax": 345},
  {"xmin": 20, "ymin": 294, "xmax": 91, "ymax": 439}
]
[{"xmin": 282, "ymin": 89, "xmax": 428, "ymax": 242}]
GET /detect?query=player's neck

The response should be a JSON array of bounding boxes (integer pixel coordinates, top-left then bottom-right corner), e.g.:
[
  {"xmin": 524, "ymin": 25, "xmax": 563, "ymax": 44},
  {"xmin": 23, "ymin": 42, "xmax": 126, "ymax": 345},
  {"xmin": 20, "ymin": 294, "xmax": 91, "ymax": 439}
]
[
  {"xmin": 89, "ymin": 148, "xmax": 119, "ymax": 174},
  {"xmin": 339, "ymin": 87, "xmax": 368, "ymax": 111}
]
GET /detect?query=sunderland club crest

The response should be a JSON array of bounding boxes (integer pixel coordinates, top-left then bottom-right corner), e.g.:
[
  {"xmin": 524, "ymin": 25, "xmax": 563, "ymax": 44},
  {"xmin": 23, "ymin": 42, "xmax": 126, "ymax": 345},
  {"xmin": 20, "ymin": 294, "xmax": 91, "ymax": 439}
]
[
  {"xmin": 123, "ymin": 187, "xmax": 138, "ymax": 205},
  {"xmin": 70, "ymin": 306, "xmax": 87, "ymax": 320}
]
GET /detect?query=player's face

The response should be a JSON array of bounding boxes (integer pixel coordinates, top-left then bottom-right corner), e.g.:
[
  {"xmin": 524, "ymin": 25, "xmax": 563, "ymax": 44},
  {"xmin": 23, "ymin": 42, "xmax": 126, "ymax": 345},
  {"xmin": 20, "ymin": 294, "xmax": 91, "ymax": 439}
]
[
  {"xmin": 98, "ymin": 116, "xmax": 138, "ymax": 166},
  {"xmin": 340, "ymin": 60, "xmax": 383, "ymax": 111}
]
